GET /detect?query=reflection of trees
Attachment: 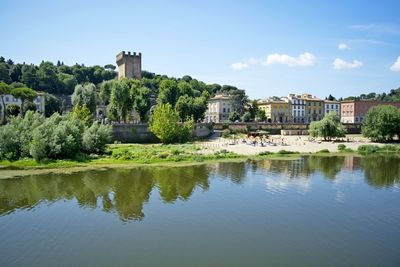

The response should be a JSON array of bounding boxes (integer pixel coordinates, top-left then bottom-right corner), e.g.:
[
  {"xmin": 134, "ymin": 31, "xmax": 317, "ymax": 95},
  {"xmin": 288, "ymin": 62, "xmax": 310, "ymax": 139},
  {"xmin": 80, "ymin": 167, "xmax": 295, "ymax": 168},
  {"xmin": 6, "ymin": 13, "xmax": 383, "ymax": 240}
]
[
  {"xmin": 360, "ymin": 156, "xmax": 400, "ymax": 188},
  {"xmin": 211, "ymin": 162, "xmax": 246, "ymax": 184},
  {"xmin": 305, "ymin": 156, "xmax": 345, "ymax": 180},
  {"xmin": 0, "ymin": 166, "xmax": 210, "ymax": 221}
]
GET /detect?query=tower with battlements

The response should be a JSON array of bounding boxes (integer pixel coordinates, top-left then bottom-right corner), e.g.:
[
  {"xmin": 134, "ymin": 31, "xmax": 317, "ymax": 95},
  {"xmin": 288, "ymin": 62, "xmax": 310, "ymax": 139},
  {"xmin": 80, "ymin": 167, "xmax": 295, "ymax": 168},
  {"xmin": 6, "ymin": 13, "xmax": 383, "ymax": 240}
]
[{"xmin": 116, "ymin": 51, "xmax": 142, "ymax": 79}]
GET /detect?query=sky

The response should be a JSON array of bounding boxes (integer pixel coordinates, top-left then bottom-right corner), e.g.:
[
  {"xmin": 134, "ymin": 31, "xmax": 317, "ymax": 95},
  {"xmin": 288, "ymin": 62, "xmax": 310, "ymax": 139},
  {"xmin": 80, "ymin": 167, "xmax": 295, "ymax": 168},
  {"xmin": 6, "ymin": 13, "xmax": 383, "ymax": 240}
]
[{"xmin": 1, "ymin": 0, "xmax": 400, "ymax": 99}]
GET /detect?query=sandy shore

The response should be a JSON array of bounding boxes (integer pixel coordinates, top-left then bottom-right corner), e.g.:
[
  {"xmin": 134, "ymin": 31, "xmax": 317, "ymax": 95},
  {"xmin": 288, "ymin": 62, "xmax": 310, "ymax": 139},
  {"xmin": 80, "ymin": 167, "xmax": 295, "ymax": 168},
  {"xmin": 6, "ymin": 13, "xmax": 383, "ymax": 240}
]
[{"xmin": 197, "ymin": 135, "xmax": 387, "ymax": 155}]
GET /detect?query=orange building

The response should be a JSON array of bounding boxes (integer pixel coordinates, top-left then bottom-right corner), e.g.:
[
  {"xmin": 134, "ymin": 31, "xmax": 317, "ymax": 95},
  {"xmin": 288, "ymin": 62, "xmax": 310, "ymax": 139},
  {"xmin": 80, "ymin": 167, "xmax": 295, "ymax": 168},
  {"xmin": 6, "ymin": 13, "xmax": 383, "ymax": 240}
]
[{"xmin": 341, "ymin": 100, "xmax": 400, "ymax": 123}]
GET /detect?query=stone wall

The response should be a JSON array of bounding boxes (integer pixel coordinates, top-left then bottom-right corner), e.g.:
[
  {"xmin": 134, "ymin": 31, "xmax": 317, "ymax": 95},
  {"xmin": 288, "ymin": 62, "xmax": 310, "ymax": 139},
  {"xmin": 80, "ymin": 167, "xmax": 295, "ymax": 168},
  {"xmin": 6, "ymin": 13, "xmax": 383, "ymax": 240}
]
[{"xmin": 112, "ymin": 123, "xmax": 212, "ymax": 143}]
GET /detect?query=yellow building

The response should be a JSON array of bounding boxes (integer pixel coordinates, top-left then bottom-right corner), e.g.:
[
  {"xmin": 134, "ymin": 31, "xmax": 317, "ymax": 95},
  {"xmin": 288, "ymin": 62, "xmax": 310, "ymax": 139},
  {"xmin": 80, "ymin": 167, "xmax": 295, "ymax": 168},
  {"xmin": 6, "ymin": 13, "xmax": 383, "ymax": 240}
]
[
  {"xmin": 258, "ymin": 100, "xmax": 292, "ymax": 123},
  {"xmin": 300, "ymin": 94, "xmax": 324, "ymax": 122}
]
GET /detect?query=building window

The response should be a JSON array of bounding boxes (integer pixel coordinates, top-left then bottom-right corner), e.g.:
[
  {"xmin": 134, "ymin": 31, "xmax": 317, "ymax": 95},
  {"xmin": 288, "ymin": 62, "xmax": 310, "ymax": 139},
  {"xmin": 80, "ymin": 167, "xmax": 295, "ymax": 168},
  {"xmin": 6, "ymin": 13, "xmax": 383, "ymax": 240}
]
[
  {"xmin": 223, "ymin": 108, "xmax": 226, "ymax": 113},
  {"xmin": 5, "ymin": 97, "xmax": 9, "ymax": 102}
]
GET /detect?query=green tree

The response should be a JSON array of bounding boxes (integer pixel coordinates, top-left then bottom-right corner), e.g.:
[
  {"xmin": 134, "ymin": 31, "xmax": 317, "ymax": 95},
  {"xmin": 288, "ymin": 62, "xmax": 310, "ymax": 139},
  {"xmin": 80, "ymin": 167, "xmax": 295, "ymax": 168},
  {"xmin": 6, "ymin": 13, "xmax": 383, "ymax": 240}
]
[
  {"xmin": 134, "ymin": 86, "xmax": 151, "ymax": 122},
  {"xmin": 21, "ymin": 65, "xmax": 38, "ymax": 89},
  {"xmin": 71, "ymin": 83, "xmax": 98, "ymax": 114},
  {"xmin": 229, "ymin": 112, "xmax": 240, "ymax": 122},
  {"xmin": 256, "ymin": 109, "xmax": 266, "ymax": 122},
  {"xmin": 10, "ymin": 87, "xmax": 37, "ymax": 115},
  {"xmin": 108, "ymin": 80, "xmax": 132, "ymax": 122},
  {"xmin": 44, "ymin": 93, "xmax": 61, "ymax": 117},
  {"xmin": 157, "ymin": 79, "xmax": 179, "ymax": 107},
  {"xmin": 37, "ymin": 61, "xmax": 60, "ymax": 93},
  {"xmin": 175, "ymin": 95, "xmax": 192, "ymax": 120},
  {"xmin": 72, "ymin": 104, "xmax": 93, "ymax": 126},
  {"xmin": 362, "ymin": 105, "xmax": 400, "ymax": 142},
  {"xmin": 309, "ymin": 113, "xmax": 346, "ymax": 141},
  {"xmin": 58, "ymin": 73, "xmax": 78, "ymax": 94},
  {"xmin": 0, "ymin": 82, "xmax": 11, "ymax": 123},
  {"xmin": 6, "ymin": 105, "xmax": 20, "ymax": 117},
  {"xmin": 0, "ymin": 63, "xmax": 11, "ymax": 83},
  {"xmin": 149, "ymin": 103, "xmax": 188, "ymax": 143}
]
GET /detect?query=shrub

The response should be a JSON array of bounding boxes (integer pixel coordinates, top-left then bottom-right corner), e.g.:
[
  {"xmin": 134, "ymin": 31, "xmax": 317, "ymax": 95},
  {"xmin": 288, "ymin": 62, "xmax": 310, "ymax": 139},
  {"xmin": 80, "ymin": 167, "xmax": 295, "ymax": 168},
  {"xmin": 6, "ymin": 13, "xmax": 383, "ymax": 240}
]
[
  {"xmin": 277, "ymin": 150, "xmax": 299, "ymax": 154},
  {"xmin": 357, "ymin": 145, "xmax": 380, "ymax": 154},
  {"xmin": 222, "ymin": 129, "xmax": 231, "ymax": 138},
  {"xmin": 82, "ymin": 122, "xmax": 112, "ymax": 154},
  {"xmin": 337, "ymin": 144, "xmax": 346, "ymax": 151},
  {"xmin": 317, "ymin": 149, "xmax": 330, "ymax": 153},
  {"xmin": 258, "ymin": 151, "xmax": 272, "ymax": 156},
  {"xmin": 6, "ymin": 104, "xmax": 20, "ymax": 117}
]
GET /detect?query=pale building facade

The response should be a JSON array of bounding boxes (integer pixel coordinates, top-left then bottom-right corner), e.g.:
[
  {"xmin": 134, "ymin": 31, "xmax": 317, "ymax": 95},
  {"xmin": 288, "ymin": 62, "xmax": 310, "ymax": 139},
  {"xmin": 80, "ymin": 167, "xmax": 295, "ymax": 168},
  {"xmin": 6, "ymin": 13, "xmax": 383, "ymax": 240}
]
[
  {"xmin": 301, "ymin": 94, "xmax": 324, "ymax": 123},
  {"xmin": 283, "ymin": 94, "xmax": 306, "ymax": 123},
  {"xmin": 0, "ymin": 92, "xmax": 45, "ymax": 118},
  {"xmin": 324, "ymin": 100, "xmax": 340, "ymax": 116},
  {"xmin": 204, "ymin": 94, "xmax": 233, "ymax": 123}
]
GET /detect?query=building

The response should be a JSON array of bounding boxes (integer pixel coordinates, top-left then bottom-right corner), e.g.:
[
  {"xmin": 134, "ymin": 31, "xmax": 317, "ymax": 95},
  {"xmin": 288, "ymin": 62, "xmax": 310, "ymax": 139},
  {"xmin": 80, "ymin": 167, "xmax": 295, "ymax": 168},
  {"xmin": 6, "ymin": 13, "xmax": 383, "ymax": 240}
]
[
  {"xmin": 341, "ymin": 100, "xmax": 400, "ymax": 123},
  {"xmin": 204, "ymin": 94, "xmax": 233, "ymax": 123},
  {"xmin": 258, "ymin": 99, "xmax": 292, "ymax": 123},
  {"xmin": 301, "ymin": 94, "xmax": 324, "ymax": 122},
  {"xmin": 324, "ymin": 100, "xmax": 340, "ymax": 116},
  {"xmin": 0, "ymin": 92, "xmax": 45, "ymax": 118},
  {"xmin": 283, "ymin": 94, "xmax": 306, "ymax": 123},
  {"xmin": 116, "ymin": 51, "xmax": 142, "ymax": 80}
]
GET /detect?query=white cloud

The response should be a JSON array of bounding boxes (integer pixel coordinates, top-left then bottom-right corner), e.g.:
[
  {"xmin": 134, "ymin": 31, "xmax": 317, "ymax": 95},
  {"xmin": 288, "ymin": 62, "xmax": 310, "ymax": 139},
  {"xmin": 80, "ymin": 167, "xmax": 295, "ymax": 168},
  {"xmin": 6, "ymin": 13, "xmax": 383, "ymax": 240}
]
[
  {"xmin": 338, "ymin": 43, "xmax": 350, "ymax": 50},
  {"xmin": 390, "ymin": 56, "xmax": 400, "ymax": 72},
  {"xmin": 231, "ymin": 62, "xmax": 249, "ymax": 70},
  {"xmin": 263, "ymin": 52, "xmax": 316, "ymax": 67},
  {"xmin": 333, "ymin": 58, "xmax": 363, "ymax": 70}
]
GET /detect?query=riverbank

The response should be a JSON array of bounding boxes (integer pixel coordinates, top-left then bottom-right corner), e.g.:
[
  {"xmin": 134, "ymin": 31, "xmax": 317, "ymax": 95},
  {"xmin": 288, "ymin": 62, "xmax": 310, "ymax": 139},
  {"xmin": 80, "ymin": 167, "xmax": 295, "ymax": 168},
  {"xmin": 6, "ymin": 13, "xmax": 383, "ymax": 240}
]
[{"xmin": 1, "ymin": 141, "xmax": 399, "ymax": 179}]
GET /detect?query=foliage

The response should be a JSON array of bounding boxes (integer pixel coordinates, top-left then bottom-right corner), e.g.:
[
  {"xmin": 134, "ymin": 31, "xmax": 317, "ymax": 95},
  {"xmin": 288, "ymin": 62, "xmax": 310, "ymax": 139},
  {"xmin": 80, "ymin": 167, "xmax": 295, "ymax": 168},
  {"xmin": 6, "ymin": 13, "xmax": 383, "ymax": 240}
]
[
  {"xmin": 30, "ymin": 114, "xmax": 85, "ymax": 161},
  {"xmin": 44, "ymin": 93, "xmax": 61, "ymax": 117},
  {"xmin": 108, "ymin": 79, "xmax": 132, "ymax": 122},
  {"xmin": 357, "ymin": 144, "xmax": 400, "ymax": 154},
  {"xmin": 82, "ymin": 122, "xmax": 112, "ymax": 154},
  {"xmin": 0, "ymin": 81, "xmax": 11, "ymax": 122},
  {"xmin": 229, "ymin": 111, "xmax": 240, "ymax": 122},
  {"xmin": 72, "ymin": 104, "xmax": 92, "ymax": 126},
  {"xmin": 309, "ymin": 113, "xmax": 346, "ymax": 141},
  {"xmin": 241, "ymin": 111, "xmax": 252, "ymax": 122},
  {"xmin": 149, "ymin": 103, "xmax": 192, "ymax": 144},
  {"xmin": 71, "ymin": 83, "xmax": 98, "ymax": 113},
  {"xmin": 134, "ymin": 86, "xmax": 151, "ymax": 122},
  {"xmin": 317, "ymin": 149, "xmax": 330, "ymax": 153},
  {"xmin": 6, "ymin": 104, "xmax": 20, "ymax": 117},
  {"xmin": 256, "ymin": 109, "xmax": 266, "ymax": 122},
  {"xmin": 362, "ymin": 105, "xmax": 400, "ymax": 142},
  {"xmin": 0, "ymin": 111, "xmax": 44, "ymax": 160}
]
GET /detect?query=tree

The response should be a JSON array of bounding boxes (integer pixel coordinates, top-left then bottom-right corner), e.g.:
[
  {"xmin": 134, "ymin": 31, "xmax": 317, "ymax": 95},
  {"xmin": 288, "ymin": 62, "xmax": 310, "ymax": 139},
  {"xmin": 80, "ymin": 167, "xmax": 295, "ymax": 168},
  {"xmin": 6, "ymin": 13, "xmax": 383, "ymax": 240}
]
[
  {"xmin": 327, "ymin": 94, "xmax": 336, "ymax": 101},
  {"xmin": 71, "ymin": 83, "xmax": 98, "ymax": 114},
  {"xmin": 37, "ymin": 61, "xmax": 60, "ymax": 93},
  {"xmin": 58, "ymin": 73, "xmax": 77, "ymax": 94},
  {"xmin": 157, "ymin": 79, "xmax": 179, "ymax": 107},
  {"xmin": 229, "ymin": 112, "xmax": 240, "ymax": 122},
  {"xmin": 362, "ymin": 105, "xmax": 400, "ymax": 142},
  {"xmin": 149, "ymin": 103, "xmax": 189, "ymax": 143},
  {"xmin": 0, "ymin": 82, "xmax": 11, "ymax": 123},
  {"xmin": 0, "ymin": 63, "xmax": 11, "ymax": 83},
  {"xmin": 108, "ymin": 80, "xmax": 132, "ymax": 122},
  {"xmin": 10, "ymin": 87, "xmax": 37, "ymax": 115},
  {"xmin": 72, "ymin": 104, "xmax": 92, "ymax": 126},
  {"xmin": 6, "ymin": 105, "xmax": 20, "ymax": 117},
  {"xmin": 99, "ymin": 80, "xmax": 114, "ymax": 105},
  {"xmin": 256, "ymin": 109, "xmax": 266, "ymax": 122},
  {"xmin": 134, "ymin": 86, "xmax": 151, "ymax": 122},
  {"xmin": 82, "ymin": 122, "xmax": 112, "ymax": 154},
  {"xmin": 44, "ymin": 93, "xmax": 61, "ymax": 117},
  {"xmin": 21, "ymin": 65, "xmax": 38, "ymax": 89},
  {"xmin": 175, "ymin": 95, "xmax": 192, "ymax": 120},
  {"xmin": 241, "ymin": 111, "xmax": 252, "ymax": 122},
  {"xmin": 309, "ymin": 113, "xmax": 346, "ymax": 141}
]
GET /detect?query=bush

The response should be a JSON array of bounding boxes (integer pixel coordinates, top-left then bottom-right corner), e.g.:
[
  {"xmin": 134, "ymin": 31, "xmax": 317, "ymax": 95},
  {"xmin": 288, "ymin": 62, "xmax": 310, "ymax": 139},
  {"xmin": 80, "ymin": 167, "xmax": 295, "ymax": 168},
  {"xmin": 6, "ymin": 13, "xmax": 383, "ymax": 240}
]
[
  {"xmin": 357, "ymin": 145, "xmax": 380, "ymax": 154},
  {"xmin": 277, "ymin": 150, "xmax": 299, "ymax": 154},
  {"xmin": 0, "ymin": 111, "xmax": 44, "ymax": 160},
  {"xmin": 82, "ymin": 122, "xmax": 112, "ymax": 154},
  {"xmin": 6, "ymin": 104, "xmax": 20, "ymax": 117},
  {"xmin": 337, "ymin": 144, "xmax": 346, "ymax": 151},
  {"xmin": 258, "ymin": 151, "xmax": 272, "ymax": 156},
  {"xmin": 317, "ymin": 149, "xmax": 330, "ymax": 153},
  {"xmin": 222, "ymin": 129, "xmax": 231, "ymax": 138}
]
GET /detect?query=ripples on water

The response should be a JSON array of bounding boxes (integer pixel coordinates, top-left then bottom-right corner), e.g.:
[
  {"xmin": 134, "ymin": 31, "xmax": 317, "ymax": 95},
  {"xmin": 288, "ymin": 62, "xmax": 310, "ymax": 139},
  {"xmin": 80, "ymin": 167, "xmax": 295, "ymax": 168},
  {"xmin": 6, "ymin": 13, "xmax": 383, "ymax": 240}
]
[{"xmin": 0, "ymin": 155, "xmax": 399, "ymax": 267}]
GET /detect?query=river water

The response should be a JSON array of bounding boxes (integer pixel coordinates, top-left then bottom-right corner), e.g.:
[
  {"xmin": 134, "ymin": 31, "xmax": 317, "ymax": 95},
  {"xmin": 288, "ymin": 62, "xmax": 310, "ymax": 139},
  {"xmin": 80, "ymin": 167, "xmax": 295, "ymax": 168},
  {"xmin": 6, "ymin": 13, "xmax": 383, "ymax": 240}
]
[{"xmin": 0, "ymin": 155, "xmax": 399, "ymax": 266}]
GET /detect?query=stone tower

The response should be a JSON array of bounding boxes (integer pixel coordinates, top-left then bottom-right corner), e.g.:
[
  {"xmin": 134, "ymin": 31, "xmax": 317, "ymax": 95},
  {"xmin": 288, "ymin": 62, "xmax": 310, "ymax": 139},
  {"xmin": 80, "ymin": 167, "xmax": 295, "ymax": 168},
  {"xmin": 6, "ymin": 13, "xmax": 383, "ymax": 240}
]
[{"xmin": 116, "ymin": 51, "xmax": 142, "ymax": 79}]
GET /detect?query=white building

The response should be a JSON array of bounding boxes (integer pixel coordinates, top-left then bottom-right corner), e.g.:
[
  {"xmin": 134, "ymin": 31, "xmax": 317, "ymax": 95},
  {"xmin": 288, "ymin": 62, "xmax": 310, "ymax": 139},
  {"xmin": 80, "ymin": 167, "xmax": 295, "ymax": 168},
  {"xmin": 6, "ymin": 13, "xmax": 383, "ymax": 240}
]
[
  {"xmin": 283, "ymin": 94, "xmax": 306, "ymax": 123},
  {"xmin": 324, "ymin": 100, "xmax": 340, "ymax": 116},
  {"xmin": 204, "ymin": 94, "xmax": 233, "ymax": 123},
  {"xmin": 0, "ymin": 92, "xmax": 45, "ymax": 118}
]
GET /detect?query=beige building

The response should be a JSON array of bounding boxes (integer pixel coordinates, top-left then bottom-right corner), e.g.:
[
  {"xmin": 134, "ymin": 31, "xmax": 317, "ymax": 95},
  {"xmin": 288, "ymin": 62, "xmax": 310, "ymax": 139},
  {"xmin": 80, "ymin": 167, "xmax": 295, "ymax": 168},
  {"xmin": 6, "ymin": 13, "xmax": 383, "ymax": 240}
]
[
  {"xmin": 258, "ymin": 100, "xmax": 292, "ymax": 123},
  {"xmin": 324, "ymin": 100, "xmax": 340, "ymax": 116},
  {"xmin": 300, "ymin": 94, "xmax": 324, "ymax": 122},
  {"xmin": 204, "ymin": 94, "xmax": 233, "ymax": 123}
]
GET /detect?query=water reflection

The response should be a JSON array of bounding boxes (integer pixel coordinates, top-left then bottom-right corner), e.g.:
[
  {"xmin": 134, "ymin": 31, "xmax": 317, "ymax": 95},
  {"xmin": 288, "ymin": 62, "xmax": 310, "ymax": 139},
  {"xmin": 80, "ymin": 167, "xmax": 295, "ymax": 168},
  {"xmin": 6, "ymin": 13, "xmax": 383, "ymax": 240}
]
[{"xmin": 0, "ymin": 155, "xmax": 399, "ymax": 220}]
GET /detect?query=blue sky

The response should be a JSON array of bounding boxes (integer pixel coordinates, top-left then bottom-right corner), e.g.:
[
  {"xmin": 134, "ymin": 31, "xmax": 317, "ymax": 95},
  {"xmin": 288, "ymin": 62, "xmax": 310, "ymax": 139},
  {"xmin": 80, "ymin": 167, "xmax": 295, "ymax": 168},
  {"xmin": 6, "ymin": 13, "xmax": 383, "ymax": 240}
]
[{"xmin": 1, "ymin": 0, "xmax": 400, "ymax": 99}]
